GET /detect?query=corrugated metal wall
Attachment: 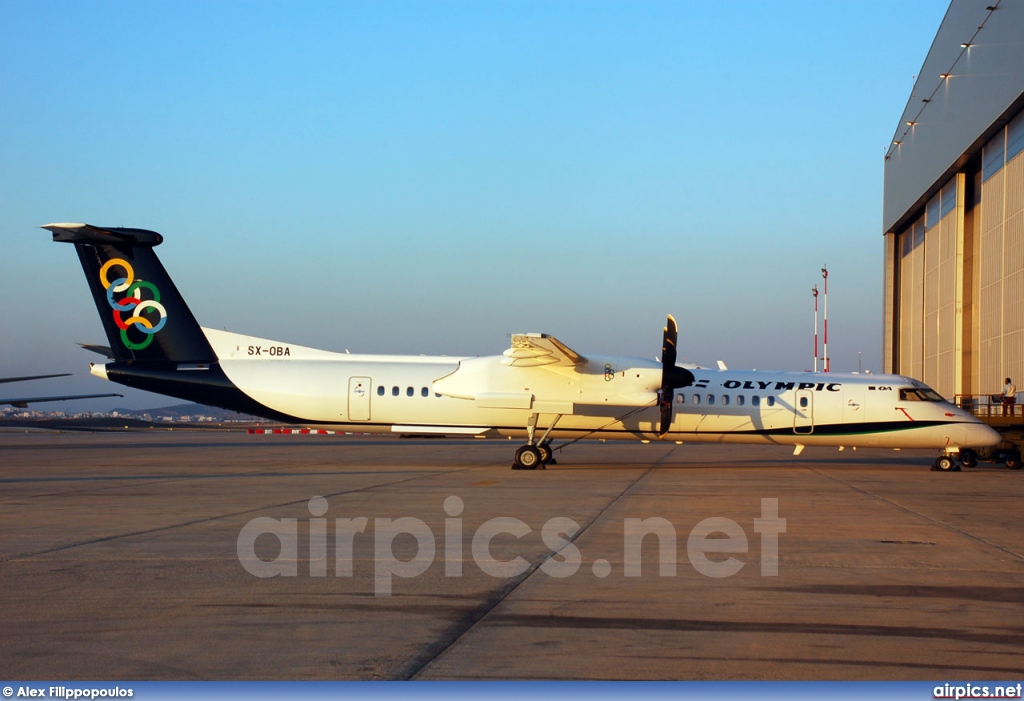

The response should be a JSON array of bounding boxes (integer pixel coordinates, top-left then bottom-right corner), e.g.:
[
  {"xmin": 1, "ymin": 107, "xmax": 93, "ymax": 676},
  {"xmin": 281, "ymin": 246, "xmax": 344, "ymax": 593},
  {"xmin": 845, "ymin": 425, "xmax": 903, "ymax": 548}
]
[
  {"xmin": 896, "ymin": 199, "xmax": 959, "ymax": 397},
  {"xmin": 889, "ymin": 142, "xmax": 1023, "ymax": 399},
  {"xmin": 938, "ymin": 209, "xmax": 958, "ymax": 395},
  {"xmin": 979, "ymin": 168, "xmax": 1004, "ymax": 394},
  {"xmin": 1002, "ymin": 153, "xmax": 1024, "ymax": 391},
  {"xmin": 899, "ymin": 219, "xmax": 925, "ymax": 383},
  {"xmin": 882, "ymin": 234, "xmax": 896, "ymax": 375}
]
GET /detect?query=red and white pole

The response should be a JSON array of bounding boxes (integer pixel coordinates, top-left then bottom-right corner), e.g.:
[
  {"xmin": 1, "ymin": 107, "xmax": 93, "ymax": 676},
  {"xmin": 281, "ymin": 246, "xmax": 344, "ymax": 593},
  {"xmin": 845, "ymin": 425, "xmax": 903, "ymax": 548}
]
[
  {"xmin": 821, "ymin": 265, "xmax": 829, "ymax": 373},
  {"xmin": 812, "ymin": 285, "xmax": 819, "ymax": 373}
]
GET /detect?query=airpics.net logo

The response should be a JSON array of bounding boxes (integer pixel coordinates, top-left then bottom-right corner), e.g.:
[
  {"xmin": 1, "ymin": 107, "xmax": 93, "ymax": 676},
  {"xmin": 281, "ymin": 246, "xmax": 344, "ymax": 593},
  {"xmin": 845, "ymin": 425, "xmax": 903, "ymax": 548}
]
[{"xmin": 236, "ymin": 497, "xmax": 786, "ymax": 596}]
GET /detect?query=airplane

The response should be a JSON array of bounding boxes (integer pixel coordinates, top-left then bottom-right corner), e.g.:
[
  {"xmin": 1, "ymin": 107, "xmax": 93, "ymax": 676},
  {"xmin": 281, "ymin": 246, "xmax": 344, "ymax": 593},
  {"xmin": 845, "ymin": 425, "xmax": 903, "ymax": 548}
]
[
  {"xmin": 43, "ymin": 222, "xmax": 1001, "ymax": 472},
  {"xmin": 0, "ymin": 372, "xmax": 123, "ymax": 408}
]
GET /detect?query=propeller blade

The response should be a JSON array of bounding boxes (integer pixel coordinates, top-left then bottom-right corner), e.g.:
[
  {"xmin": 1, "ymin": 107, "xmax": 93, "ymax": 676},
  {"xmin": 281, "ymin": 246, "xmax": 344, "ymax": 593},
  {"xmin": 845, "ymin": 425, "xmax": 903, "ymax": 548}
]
[
  {"xmin": 659, "ymin": 315, "xmax": 694, "ymax": 436},
  {"xmin": 659, "ymin": 391, "xmax": 673, "ymax": 436},
  {"xmin": 660, "ymin": 316, "xmax": 678, "ymax": 436},
  {"xmin": 662, "ymin": 315, "xmax": 678, "ymax": 369}
]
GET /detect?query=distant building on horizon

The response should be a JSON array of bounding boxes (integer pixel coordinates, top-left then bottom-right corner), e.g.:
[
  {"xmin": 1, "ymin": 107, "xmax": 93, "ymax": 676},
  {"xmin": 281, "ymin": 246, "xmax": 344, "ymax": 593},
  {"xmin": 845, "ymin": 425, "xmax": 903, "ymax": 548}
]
[{"xmin": 883, "ymin": 0, "xmax": 1024, "ymax": 400}]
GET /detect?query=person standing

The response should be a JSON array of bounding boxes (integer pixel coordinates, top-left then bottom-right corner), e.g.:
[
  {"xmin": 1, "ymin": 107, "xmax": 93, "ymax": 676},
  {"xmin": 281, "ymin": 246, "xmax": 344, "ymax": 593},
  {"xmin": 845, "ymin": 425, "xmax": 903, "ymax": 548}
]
[{"xmin": 1003, "ymin": 378, "xmax": 1017, "ymax": 417}]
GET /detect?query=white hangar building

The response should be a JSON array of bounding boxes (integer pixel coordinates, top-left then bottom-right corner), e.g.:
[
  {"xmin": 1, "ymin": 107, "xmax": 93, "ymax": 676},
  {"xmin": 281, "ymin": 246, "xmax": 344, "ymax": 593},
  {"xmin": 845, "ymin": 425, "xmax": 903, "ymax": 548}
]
[{"xmin": 883, "ymin": 0, "xmax": 1024, "ymax": 401}]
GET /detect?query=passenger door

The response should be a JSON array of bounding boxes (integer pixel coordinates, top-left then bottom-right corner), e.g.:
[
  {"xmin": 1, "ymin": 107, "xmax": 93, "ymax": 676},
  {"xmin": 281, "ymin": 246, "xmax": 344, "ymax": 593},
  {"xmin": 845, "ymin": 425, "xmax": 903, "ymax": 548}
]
[
  {"xmin": 794, "ymin": 389, "xmax": 814, "ymax": 434},
  {"xmin": 348, "ymin": 376, "xmax": 371, "ymax": 421}
]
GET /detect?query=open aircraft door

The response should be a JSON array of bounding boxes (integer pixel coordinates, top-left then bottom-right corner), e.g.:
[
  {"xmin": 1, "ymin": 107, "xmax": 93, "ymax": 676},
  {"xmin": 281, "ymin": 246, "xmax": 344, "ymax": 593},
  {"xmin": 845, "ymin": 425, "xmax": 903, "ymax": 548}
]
[
  {"xmin": 348, "ymin": 376, "xmax": 371, "ymax": 421},
  {"xmin": 794, "ymin": 389, "xmax": 814, "ymax": 434}
]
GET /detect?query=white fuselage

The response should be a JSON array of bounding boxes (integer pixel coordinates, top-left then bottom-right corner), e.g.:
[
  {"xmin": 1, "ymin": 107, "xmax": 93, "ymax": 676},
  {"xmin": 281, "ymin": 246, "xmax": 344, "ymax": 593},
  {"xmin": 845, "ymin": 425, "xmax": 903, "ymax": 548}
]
[{"xmin": 113, "ymin": 328, "xmax": 997, "ymax": 452}]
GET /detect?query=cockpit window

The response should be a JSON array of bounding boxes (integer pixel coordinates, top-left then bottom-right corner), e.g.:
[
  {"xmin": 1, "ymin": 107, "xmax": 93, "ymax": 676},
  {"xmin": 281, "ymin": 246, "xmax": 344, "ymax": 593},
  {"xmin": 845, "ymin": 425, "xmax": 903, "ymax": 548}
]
[{"xmin": 899, "ymin": 387, "xmax": 945, "ymax": 402}]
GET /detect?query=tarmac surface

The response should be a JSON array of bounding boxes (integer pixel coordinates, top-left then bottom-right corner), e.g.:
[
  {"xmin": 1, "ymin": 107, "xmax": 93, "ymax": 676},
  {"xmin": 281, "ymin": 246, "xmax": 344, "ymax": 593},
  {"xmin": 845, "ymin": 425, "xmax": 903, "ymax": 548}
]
[{"xmin": 1, "ymin": 430, "xmax": 1023, "ymax": 680}]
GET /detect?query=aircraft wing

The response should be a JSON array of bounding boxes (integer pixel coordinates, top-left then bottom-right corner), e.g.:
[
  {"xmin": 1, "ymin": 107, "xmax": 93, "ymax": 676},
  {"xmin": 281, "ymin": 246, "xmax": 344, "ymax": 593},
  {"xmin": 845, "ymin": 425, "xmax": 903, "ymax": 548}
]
[
  {"xmin": 0, "ymin": 373, "xmax": 71, "ymax": 384},
  {"xmin": 502, "ymin": 333, "xmax": 586, "ymax": 367},
  {"xmin": 0, "ymin": 372, "xmax": 121, "ymax": 407},
  {"xmin": 1, "ymin": 393, "xmax": 123, "ymax": 408}
]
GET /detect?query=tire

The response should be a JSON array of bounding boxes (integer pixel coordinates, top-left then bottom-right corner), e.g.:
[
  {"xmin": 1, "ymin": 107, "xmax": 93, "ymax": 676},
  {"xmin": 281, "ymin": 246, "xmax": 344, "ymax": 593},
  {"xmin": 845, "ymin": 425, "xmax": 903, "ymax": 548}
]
[
  {"xmin": 514, "ymin": 445, "xmax": 542, "ymax": 470},
  {"xmin": 934, "ymin": 456, "xmax": 957, "ymax": 472},
  {"xmin": 960, "ymin": 449, "xmax": 977, "ymax": 468},
  {"xmin": 1007, "ymin": 451, "xmax": 1022, "ymax": 470},
  {"xmin": 540, "ymin": 442, "xmax": 557, "ymax": 464}
]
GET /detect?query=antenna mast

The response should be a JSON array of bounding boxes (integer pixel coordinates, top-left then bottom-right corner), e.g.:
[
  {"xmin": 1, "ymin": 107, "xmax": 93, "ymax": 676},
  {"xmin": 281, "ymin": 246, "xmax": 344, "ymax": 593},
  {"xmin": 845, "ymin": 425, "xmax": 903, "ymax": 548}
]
[
  {"xmin": 821, "ymin": 265, "xmax": 829, "ymax": 373},
  {"xmin": 812, "ymin": 285, "xmax": 819, "ymax": 372}
]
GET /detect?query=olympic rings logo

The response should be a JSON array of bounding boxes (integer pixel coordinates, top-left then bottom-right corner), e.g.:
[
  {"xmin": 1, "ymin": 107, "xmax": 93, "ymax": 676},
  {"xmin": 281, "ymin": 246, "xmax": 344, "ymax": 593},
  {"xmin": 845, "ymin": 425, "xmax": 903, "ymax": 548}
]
[{"xmin": 99, "ymin": 258, "xmax": 168, "ymax": 350}]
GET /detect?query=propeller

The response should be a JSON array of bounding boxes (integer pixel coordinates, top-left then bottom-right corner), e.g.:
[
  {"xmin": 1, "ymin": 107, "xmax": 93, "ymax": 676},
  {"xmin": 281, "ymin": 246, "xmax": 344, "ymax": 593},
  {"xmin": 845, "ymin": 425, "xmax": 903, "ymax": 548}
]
[{"xmin": 659, "ymin": 314, "xmax": 695, "ymax": 436}]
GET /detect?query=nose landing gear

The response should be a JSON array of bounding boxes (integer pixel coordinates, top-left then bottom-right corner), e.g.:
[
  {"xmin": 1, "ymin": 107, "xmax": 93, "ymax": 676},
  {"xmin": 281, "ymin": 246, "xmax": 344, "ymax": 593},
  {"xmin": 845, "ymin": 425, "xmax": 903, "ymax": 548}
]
[{"xmin": 932, "ymin": 455, "xmax": 962, "ymax": 472}]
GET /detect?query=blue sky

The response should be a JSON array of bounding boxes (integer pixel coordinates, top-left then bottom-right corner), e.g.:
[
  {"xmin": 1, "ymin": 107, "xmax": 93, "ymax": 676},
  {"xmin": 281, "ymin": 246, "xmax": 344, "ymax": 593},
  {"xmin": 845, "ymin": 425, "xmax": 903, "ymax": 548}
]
[{"xmin": 1, "ymin": 0, "xmax": 948, "ymax": 410}]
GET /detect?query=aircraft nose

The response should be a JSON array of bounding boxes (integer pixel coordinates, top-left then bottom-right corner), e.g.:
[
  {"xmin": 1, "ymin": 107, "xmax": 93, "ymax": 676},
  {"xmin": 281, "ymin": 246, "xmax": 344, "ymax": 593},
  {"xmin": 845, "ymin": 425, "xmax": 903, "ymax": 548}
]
[{"xmin": 959, "ymin": 421, "xmax": 1001, "ymax": 448}]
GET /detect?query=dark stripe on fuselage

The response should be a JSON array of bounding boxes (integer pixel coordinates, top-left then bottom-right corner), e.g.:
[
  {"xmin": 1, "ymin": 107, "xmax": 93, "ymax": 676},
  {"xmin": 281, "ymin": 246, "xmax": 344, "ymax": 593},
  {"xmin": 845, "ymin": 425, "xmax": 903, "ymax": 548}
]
[
  {"xmin": 104, "ymin": 362, "xmax": 305, "ymax": 423},
  {"xmin": 101, "ymin": 364, "xmax": 966, "ymax": 438}
]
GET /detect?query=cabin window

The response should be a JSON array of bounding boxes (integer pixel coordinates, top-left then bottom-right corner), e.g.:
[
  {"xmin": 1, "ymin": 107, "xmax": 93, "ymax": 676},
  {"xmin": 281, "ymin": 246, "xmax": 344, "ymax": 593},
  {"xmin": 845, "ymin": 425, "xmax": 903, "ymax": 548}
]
[
  {"xmin": 377, "ymin": 386, "xmax": 385, "ymax": 396},
  {"xmin": 421, "ymin": 387, "xmax": 429, "ymax": 397},
  {"xmin": 799, "ymin": 396, "xmax": 809, "ymax": 408},
  {"xmin": 767, "ymin": 396, "xmax": 775, "ymax": 407},
  {"xmin": 392, "ymin": 386, "xmax": 399, "ymax": 397},
  {"xmin": 676, "ymin": 394, "xmax": 685, "ymax": 405},
  {"xmin": 707, "ymin": 395, "xmax": 715, "ymax": 405},
  {"xmin": 692, "ymin": 394, "xmax": 701, "ymax": 405},
  {"xmin": 406, "ymin": 387, "xmax": 414, "ymax": 397},
  {"xmin": 736, "ymin": 395, "xmax": 745, "ymax": 406},
  {"xmin": 721, "ymin": 395, "xmax": 730, "ymax": 406}
]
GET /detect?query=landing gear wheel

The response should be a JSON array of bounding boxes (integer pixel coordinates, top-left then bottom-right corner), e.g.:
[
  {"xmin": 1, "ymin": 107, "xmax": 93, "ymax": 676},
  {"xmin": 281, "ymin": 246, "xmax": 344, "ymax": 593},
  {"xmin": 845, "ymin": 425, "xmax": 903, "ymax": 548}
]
[
  {"xmin": 537, "ymin": 442, "xmax": 556, "ymax": 466},
  {"xmin": 514, "ymin": 445, "xmax": 543, "ymax": 470},
  {"xmin": 960, "ymin": 449, "xmax": 977, "ymax": 468},
  {"xmin": 1007, "ymin": 450, "xmax": 1022, "ymax": 470},
  {"xmin": 934, "ymin": 455, "xmax": 959, "ymax": 472}
]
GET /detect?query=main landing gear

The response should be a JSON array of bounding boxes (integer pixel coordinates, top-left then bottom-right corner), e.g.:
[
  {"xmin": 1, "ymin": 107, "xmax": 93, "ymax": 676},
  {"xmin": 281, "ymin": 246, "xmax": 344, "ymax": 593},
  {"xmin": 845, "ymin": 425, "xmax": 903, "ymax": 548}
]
[{"xmin": 512, "ymin": 414, "xmax": 561, "ymax": 470}]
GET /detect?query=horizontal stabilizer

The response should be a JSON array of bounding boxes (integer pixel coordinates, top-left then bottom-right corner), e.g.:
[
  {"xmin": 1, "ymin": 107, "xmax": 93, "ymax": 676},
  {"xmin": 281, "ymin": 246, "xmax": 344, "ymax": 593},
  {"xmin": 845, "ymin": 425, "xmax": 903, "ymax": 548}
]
[
  {"xmin": 79, "ymin": 343, "xmax": 115, "ymax": 359},
  {"xmin": 43, "ymin": 223, "xmax": 164, "ymax": 247}
]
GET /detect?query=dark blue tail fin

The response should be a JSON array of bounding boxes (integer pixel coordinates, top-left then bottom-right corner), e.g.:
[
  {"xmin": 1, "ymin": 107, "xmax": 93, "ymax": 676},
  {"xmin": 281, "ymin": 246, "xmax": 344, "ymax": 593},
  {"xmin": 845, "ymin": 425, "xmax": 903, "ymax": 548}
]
[{"xmin": 45, "ymin": 223, "xmax": 217, "ymax": 364}]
